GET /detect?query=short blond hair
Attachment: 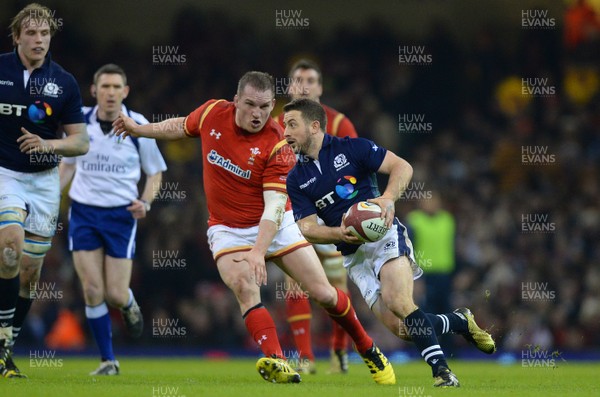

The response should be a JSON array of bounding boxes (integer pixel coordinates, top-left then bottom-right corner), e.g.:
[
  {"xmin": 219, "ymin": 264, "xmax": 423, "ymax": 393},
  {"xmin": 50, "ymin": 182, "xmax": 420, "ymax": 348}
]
[{"xmin": 10, "ymin": 3, "xmax": 58, "ymax": 45}]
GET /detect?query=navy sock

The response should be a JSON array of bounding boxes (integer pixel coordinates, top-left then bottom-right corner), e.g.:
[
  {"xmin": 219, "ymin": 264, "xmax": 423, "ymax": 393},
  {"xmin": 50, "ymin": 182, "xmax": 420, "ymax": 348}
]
[
  {"xmin": 405, "ymin": 309, "xmax": 448, "ymax": 376},
  {"xmin": 86, "ymin": 303, "xmax": 115, "ymax": 361},
  {"xmin": 426, "ymin": 313, "xmax": 468, "ymax": 336},
  {"xmin": 0, "ymin": 276, "xmax": 20, "ymax": 338},
  {"xmin": 10, "ymin": 296, "xmax": 33, "ymax": 346}
]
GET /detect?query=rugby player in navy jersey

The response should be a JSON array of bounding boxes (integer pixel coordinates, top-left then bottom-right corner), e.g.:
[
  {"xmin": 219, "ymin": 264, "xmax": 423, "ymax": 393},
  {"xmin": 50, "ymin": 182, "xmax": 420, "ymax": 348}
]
[
  {"xmin": 0, "ymin": 3, "xmax": 89, "ymax": 378},
  {"xmin": 284, "ymin": 98, "xmax": 496, "ymax": 388}
]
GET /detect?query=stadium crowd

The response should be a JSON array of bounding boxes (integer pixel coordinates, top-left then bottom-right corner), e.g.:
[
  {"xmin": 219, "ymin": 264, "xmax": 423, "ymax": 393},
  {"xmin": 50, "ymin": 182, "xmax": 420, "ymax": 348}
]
[{"xmin": 10, "ymin": 4, "xmax": 600, "ymax": 356}]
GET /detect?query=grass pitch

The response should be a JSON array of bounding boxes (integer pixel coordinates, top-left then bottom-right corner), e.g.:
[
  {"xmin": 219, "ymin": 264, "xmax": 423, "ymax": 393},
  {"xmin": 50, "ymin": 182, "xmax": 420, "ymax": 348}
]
[{"xmin": 1, "ymin": 357, "xmax": 596, "ymax": 397}]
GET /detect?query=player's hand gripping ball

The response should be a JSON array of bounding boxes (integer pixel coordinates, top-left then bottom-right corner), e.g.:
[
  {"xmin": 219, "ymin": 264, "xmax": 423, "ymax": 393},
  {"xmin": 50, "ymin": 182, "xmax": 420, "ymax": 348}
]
[{"xmin": 343, "ymin": 201, "xmax": 389, "ymax": 243}]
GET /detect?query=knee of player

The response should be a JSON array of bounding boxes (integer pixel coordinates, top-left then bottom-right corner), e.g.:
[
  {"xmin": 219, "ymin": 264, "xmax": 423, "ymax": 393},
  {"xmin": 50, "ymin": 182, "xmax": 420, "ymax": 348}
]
[
  {"xmin": 1, "ymin": 245, "xmax": 22, "ymax": 270},
  {"xmin": 81, "ymin": 284, "xmax": 104, "ymax": 305},
  {"xmin": 228, "ymin": 277, "xmax": 260, "ymax": 302},
  {"xmin": 105, "ymin": 287, "xmax": 129, "ymax": 308},
  {"xmin": 308, "ymin": 284, "xmax": 337, "ymax": 307},
  {"xmin": 382, "ymin": 291, "xmax": 415, "ymax": 318}
]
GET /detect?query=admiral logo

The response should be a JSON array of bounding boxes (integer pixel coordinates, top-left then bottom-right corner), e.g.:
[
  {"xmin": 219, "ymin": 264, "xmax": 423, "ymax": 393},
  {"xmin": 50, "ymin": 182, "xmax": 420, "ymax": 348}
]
[
  {"xmin": 333, "ymin": 153, "xmax": 349, "ymax": 171},
  {"xmin": 207, "ymin": 150, "xmax": 251, "ymax": 179},
  {"xmin": 299, "ymin": 176, "xmax": 316, "ymax": 189}
]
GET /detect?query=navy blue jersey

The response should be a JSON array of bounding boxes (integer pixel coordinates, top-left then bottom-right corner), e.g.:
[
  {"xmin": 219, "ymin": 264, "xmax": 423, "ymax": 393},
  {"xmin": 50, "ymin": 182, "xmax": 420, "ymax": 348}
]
[
  {"xmin": 0, "ymin": 50, "xmax": 84, "ymax": 172},
  {"xmin": 287, "ymin": 134, "xmax": 387, "ymax": 254}
]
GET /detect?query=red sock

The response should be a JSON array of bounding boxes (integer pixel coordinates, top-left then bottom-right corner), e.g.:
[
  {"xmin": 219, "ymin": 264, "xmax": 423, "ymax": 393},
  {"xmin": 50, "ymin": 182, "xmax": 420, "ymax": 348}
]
[
  {"xmin": 244, "ymin": 304, "xmax": 283, "ymax": 358},
  {"xmin": 326, "ymin": 288, "xmax": 373, "ymax": 354},
  {"xmin": 286, "ymin": 295, "xmax": 315, "ymax": 361},
  {"xmin": 331, "ymin": 318, "xmax": 349, "ymax": 351}
]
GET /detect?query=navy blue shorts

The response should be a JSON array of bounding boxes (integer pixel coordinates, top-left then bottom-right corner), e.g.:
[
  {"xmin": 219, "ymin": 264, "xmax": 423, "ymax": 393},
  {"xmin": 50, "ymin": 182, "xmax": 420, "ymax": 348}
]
[{"xmin": 68, "ymin": 200, "xmax": 137, "ymax": 259}]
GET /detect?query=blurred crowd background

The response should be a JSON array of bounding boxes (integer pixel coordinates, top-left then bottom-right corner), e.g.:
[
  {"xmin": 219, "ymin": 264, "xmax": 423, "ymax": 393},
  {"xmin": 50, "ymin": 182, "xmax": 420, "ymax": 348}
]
[{"xmin": 2, "ymin": 0, "xmax": 599, "ymax": 357}]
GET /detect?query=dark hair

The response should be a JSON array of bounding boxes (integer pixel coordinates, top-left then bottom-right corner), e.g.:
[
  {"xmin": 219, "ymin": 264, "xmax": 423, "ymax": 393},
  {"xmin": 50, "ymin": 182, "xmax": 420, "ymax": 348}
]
[
  {"xmin": 283, "ymin": 98, "xmax": 327, "ymax": 131},
  {"xmin": 10, "ymin": 3, "xmax": 59, "ymax": 45},
  {"xmin": 93, "ymin": 63, "xmax": 127, "ymax": 85},
  {"xmin": 237, "ymin": 71, "xmax": 274, "ymax": 96},
  {"xmin": 289, "ymin": 59, "xmax": 322, "ymax": 85}
]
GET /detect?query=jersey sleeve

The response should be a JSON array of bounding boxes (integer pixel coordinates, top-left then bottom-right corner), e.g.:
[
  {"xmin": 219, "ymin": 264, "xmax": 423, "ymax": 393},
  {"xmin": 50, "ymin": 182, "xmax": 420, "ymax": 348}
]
[
  {"xmin": 286, "ymin": 172, "xmax": 317, "ymax": 221},
  {"xmin": 334, "ymin": 116, "xmax": 358, "ymax": 138},
  {"xmin": 60, "ymin": 74, "xmax": 85, "ymax": 125},
  {"xmin": 183, "ymin": 99, "xmax": 223, "ymax": 137},
  {"xmin": 262, "ymin": 140, "xmax": 295, "ymax": 194},
  {"xmin": 348, "ymin": 137, "xmax": 387, "ymax": 172},
  {"xmin": 138, "ymin": 138, "xmax": 168, "ymax": 175}
]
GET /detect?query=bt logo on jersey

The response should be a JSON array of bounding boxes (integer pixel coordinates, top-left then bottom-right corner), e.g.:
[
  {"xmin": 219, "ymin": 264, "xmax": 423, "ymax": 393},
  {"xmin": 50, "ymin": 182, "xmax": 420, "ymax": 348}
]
[
  {"xmin": 0, "ymin": 103, "xmax": 27, "ymax": 116},
  {"xmin": 28, "ymin": 101, "xmax": 53, "ymax": 124},
  {"xmin": 335, "ymin": 176, "xmax": 358, "ymax": 199},
  {"xmin": 316, "ymin": 175, "xmax": 359, "ymax": 209}
]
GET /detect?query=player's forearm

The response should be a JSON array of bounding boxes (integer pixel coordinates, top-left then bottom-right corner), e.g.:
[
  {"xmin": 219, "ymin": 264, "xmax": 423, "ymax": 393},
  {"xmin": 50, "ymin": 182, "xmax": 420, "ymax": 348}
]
[
  {"xmin": 299, "ymin": 222, "xmax": 343, "ymax": 245},
  {"xmin": 141, "ymin": 172, "xmax": 162, "ymax": 203},
  {"xmin": 252, "ymin": 219, "xmax": 279, "ymax": 256},
  {"xmin": 136, "ymin": 117, "xmax": 187, "ymax": 140},
  {"xmin": 382, "ymin": 158, "xmax": 413, "ymax": 201},
  {"xmin": 51, "ymin": 127, "xmax": 89, "ymax": 157}
]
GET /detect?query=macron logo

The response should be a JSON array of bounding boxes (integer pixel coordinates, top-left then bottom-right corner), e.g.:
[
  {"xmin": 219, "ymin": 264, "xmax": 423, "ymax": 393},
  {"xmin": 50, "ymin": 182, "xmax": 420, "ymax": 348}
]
[
  {"xmin": 0, "ymin": 80, "xmax": 14, "ymax": 86},
  {"xmin": 299, "ymin": 176, "xmax": 316, "ymax": 189},
  {"xmin": 207, "ymin": 150, "xmax": 251, "ymax": 179}
]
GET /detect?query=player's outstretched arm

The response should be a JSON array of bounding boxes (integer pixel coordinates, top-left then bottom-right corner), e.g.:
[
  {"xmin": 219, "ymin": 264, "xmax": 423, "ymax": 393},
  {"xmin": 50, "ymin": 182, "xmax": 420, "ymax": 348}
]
[
  {"xmin": 368, "ymin": 151, "xmax": 413, "ymax": 228},
  {"xmin": 297, "ymin": 214, "xmax": 362, "ymax": 245},
  {"xmin": 113, "ymin": 112, "xmax": 187, "ymax": 140}
]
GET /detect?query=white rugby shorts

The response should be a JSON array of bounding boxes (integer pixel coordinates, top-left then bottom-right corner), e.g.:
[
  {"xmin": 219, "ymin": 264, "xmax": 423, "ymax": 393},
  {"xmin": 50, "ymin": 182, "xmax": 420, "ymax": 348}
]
[
  {"xmin": 344, "ymin": 223, "xmax": 423, "ymax": 308},
  {"xmin": 0, "ymin": 166, "xmax": 59, "ymax": 237},
  {"xmin": 207, "ymin": 211, "xmax": 310, "ymax": 261}
]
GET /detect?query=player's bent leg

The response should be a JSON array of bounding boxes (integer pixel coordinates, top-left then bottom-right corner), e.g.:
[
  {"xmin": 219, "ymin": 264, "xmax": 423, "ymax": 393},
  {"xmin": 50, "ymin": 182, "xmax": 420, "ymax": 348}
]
[
  {"xmin": 217, "ymin": 253, "xmax": 301, "ymax": 383},
  {"xmin": 0, "ymin": 209, "xmax": 26, "ymax": 378},
  {"xmin": 320, "ymin": 251, "xmax": 350, "ymax": 374},
  {"xmin": 73, "ymin": 249, "xmax": 118, "ymax": 372},
  {"xmin": 3, "ymin": 234, "xmax": 51, "ymax": 379},
  {"xmin": 379, "ymin": 256, "xmax": 459, "ymax": 387},
  {"xmin": 105, "ymin": 256, "xmax": 142, "ymax": 338},
  {"xmin": 276, "ymin": 247, "xmax": 395, "ymax": 385},
  {"xmin": 73, "ymin": 249, "xmax": 106, "ymax": 306},
  {"xmin": 283, "ymin": 273, "xmax": 315, "ymax": 374}
]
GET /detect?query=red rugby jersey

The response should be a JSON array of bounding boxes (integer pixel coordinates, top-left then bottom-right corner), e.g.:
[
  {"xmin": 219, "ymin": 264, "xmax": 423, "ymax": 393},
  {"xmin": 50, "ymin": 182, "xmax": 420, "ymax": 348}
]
[{"xmin": 185, "ymin": 100, "xmax": 295, "ymax": 228}]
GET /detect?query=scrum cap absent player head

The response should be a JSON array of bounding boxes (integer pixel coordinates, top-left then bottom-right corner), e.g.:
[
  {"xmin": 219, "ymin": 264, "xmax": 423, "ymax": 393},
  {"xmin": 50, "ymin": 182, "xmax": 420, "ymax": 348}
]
[{"xmin": 234, "ymin": 71, "xmax": 276, "ymax": 134}]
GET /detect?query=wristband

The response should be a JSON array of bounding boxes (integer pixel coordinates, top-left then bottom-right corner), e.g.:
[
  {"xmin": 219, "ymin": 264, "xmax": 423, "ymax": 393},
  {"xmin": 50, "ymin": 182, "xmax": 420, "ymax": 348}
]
[{"xmin": 140, "ymin": 199, "xmax": 151, "ymax": 212}]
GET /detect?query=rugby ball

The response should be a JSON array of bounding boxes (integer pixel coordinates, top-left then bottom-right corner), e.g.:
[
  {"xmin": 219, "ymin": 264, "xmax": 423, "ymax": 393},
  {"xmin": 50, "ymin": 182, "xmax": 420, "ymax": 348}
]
[{"xmin": 343, "ymin": 201, "xmax": 389, "ymax": 243}]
